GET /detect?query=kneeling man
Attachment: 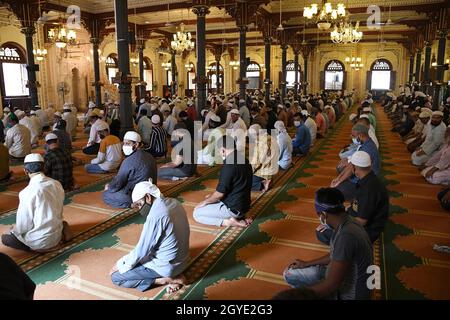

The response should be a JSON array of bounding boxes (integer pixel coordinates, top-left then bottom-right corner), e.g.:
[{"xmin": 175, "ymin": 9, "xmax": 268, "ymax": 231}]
[{"xmin": 110, "ymin": 179, "xmax": 189, "ymax": 293}]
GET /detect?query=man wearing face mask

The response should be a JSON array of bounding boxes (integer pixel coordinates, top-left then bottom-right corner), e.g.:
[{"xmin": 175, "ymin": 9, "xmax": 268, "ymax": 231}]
[
  {"xmin": 274, "ymin": 121, "xmax": 292, "ymax": 170},
  {"xmin": 250, "ymin": 107, "xmax": 267, "ymax": 129},
  {"xmin": 193, "ymin": 134, "xmax": 253, "ymax": 228},
  {"xmin": 331, "ymin": 124, "xmax": 380, "ymax": 200},
  {"xmin": 103, "ymin": 131, "xmax": 157, "ymax": 208},
  {"xmin": 412, "ymin": 111, "xmax": 447, "ymax": 166},
  {"xmin": 292, "ymin": 113, "xmax": 311, "ymax": 157},
  {"xmin": 319, "ymin": 151, "xmax": 389, "ymax": 245},
  {"xmin": 1, "ymin": 153, "xmax": 72, "ymax": 252},
  {"xmin": 283, "ymin": 187, "xmax": 373, "ymax": 300},
  {"xmin": 85, "ymin": 122, "xmax": 122, "ymax": 174},
  {"xmin": 421, "ymin": 126, "xmax": 450, "ymax": 184},
  {"xmin": 110, "ymin": 180, "xmax": 190, "ymax": 293}
]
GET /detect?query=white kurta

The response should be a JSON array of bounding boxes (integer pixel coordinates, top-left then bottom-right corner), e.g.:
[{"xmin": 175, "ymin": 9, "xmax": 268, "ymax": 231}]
[
  {"xmin": 13, "ymin": 173, "xmax": 65, "ymax": 250},
  {"xmin": 19, "ymin": 116, "xmax": 40, "ymax": 145}
]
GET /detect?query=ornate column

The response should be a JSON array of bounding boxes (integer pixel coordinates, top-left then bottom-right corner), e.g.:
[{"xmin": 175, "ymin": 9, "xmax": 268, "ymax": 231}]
[
  {"xmin": 423, "ymin": 42, "xmax": 432, "ymax": 85},
  {"xmin": 137, "ymin": 41, "xmax": 146, "ymax": 100},
  {"xmin": 415, "ymin": 49, "xmax": 422, "ymax": 83},
  {"xmin": 21, "ymin": 26, "xmax": 39, "ymax": 107},
  {"xmin": 215, "ymin": 53, "xmax": 221, "ymax": 94},
  {"xmin": 303, "ymin": 53, "xmax": 309, "ymax": 95},
  {"xmin": 90, "ymin": 37, "xmax": 102, "ymax": 107},
  {"xmin": 192, "ymin": 4, "xmax": 209, "ymax": 114},
  {"xmin": 293, "ymin": 49, "xmax": 300, "ymax": 99},
  {"xmin": 264, "ymin": 36, "xmax": 272, "ymax": 104},
  {"xmin": 433, "ymin": 30, "xmax": 448, "ymax": 109},
  {"xmin": 280, "ymin": 45, "xmax": 287, "ymax": 101},
  {"xmin": 171, "ymin": 51, "xmax": 177, "ymax": 97},
  {"xmin": 113, "ymin": 0, "xmax": 133, "ymax": 135},
  {"xmin": 238, "ymin": 25, "xmax": 248, "ymax": 100},
  {"xmin": 408, "ymin": 54, "xmax": 415, "ymax": 83}
]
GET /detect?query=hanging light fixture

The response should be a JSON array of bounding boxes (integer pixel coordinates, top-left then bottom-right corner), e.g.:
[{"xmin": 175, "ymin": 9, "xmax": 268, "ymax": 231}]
[
  {"xmin": 184, "ymin": 62, "xmax": 194, "ymax": 71},
  {"xmin": 34, "ymin": 0, "xmax": 47, "ymax": 61},
  {"xmin": 303, "ymin": 1, "xmax": 346, "ymax": 30},
  {"xmin": 330, "ymin": 20, "xmax": 363, "ymax": 44},
  {"xmin": 229, "ymin": 60, "xmax": 239, "ymax": 70},
  {"xmin": 162, "ymin": 62, "xmax": 171, "ymax": 70},
  {"xmin": 48, "ymin": 19, "xmax": 77, "ymax": 48},
  {"xmin": 171, "ymin": 23, "xmax": 194, "ymax": 53},
  {"xmin": 345, "ymin": 56, "xmax": 364, "ymax": 70}
]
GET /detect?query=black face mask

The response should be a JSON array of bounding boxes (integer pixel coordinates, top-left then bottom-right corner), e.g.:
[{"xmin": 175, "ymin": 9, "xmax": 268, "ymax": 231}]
[
  {"xmin": 99, "ymin": 134, "xmax": 106, "ymax": 140},
  {"xmin": 139, "ymin": 203, "xmax": 151, "ymax": 218}
]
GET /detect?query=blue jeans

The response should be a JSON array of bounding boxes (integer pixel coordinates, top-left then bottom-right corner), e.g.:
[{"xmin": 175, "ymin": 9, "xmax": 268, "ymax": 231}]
[
  {"xmin": 158, "ymin": 167, "xmax": 191, "ymax": 180},
  {"xmin": 85, "ymin": 164, "xmax": 108, "ymax": 174},
  {"xmin": 111, "ymin": 265, "xmax": 161, "ymax": 292},
  {"xmin": 283, "ymin": 265, "xmax": 327, "ymax": 289}
]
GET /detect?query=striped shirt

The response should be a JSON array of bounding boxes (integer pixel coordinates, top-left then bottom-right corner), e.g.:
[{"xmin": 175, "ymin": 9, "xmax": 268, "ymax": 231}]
[{"xmin": 148, "ymin": 125, "xmax": 167, "ymax": 155}]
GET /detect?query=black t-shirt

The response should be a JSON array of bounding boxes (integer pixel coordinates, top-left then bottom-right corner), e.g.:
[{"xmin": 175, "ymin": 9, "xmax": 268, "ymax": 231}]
[
  {"xmin": 347, "ymin": 171, "xmax": 389, "ymax": 242},
  {"xmin": 216, "ymin": 152, "xmax": 253, "ymax": 216},
  {"xmin": 0, "ymin": 253, "xmax": 36, "ymax": 300}
]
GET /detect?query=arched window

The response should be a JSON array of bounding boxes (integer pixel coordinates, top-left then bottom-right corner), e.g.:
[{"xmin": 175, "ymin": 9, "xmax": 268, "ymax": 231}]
[
  {"xmin": 0, "ymin": 43, "xmax": 28, "ymax": 97},
  {"xmin": 370, "ymin": 59, "xmax": 392, "ymax": 90},
  {"xmin": 246, "ymin": 62, "xmax": 261, "ymax": 89},
  {"xmin": 186, "ymin": 62, "xmax": 196, "ymax": 90},
  {"xmin": 324, "ymin": 60, "xmax": 344, "ymax": 90},
  {"xmin": 286, "ymin": 60, "xmax": 301, "ymax": 89},
  {"xmin": 143, "ymin": 57, "xmax": 153, "ymax": 92},
  {"xmin": 105, "ymin": 54, "xmax": 118, "ymax": 84},
  {"xmin": 207, "ymin": 62, "xmax": 224, "ymax": 91}
]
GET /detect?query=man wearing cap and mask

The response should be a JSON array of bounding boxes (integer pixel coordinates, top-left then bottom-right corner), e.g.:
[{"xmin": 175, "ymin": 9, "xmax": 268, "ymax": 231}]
[
  {"xmin": 194, "ymin": 134, "xmax": 253, "ymax": 228},
  {"xmin": 412, "ymin": 111, "xmax": 446, "ymax": 166},
  {"xmin": 1, "ymin": 153, "xmax": 72, "ymax": 252},
  {"xmin": 146, "ymin": 114, "xmax": 167, "ymax": 158},
  {"xmin": 103, "ymin": 131, "xmax": 157, "ymax": 208},
  {"xmin": 223, "ymin": 108, "xmax": 247, "ymax": 153},
  {"xmin": 198, "ymin": 114, "xmax": 225, "ymax": 166},
  {"xmin": 331, "ymin": 124, "xmax": 380, "ymax": 200},
  {"xmin": 274, "ymin": 121, "xmax": 292, "ymax": 170},
  {"xmin": 83, "ymin": 109, "xmax": 109, "ymax": 155},
  {"xmin": 43, "ymin": 133, "xmax": 75, "ymax": 191},
  {"xmin": 318, "ymin": 151, "xmax": 389, "ymax": 245},
  {"xmin": 405, "ymin": 111, "xmax": 431, "ymax": 150},
  {"xmin": 292, "ymin": 112, "xmax": 311, "ymax": 157},
  {"xmin": 302, "ymin": 109, "xmax": 317, "ymax": 147},
  {"xmin": 283, "ymin": 187, "xmax": 373, "ymax": 300},
  {"xmin": 110, "ymin": 179, "xmax": 190, "ymax": 293},
  {"xmin": 250, "ymin": 107, "xmax": 267, "ymax": 129},
  {"xmin": 5, "ymin": 113, "xmax": 31, "ymax": 161},
  {"xmin": 85, "ymin": 121, "xmax": 122, "ymax": 174}
]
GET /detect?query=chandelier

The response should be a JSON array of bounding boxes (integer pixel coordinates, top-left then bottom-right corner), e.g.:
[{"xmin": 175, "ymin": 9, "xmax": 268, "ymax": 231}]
[
  {"xmin": 184, "ymin": 62, "xmax": 194, "ymax": 71},
  {"xmin": 162, "ymin": 62, "xmax": 171, "ymax": 71},
  {"xmin": 229, "ymin": 60, "xmax": 239, "ymax": 70},
  {"xmin": 345, "ymin": 56, "xmax": 364, "ymax": 70},
  {"xmin": 33, "ymin": 48, "xmax": 47, "ymax": 61},
  {"xmin": 130, "ymin": 56, "xmax": 139, "ymax": 67},
  {"xmin": 330, "ymin": 21, "xmax": 363, "ymax": 44},
  {"xmin": 171, "ymin": 23, "xmax": 194, "ymax": 53},
  {"xmin": 303, "ymin": 1, "xmax": 346, "ymax": 30},
  {"xmin": 48, "ymin": 22, "xmax": 77, "ymax": 48}
]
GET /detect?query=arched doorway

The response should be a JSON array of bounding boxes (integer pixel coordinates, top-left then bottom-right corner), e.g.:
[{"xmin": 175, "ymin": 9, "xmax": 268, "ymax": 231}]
[
  {"xmin": 207, "ymin": 62, "xmax": 223, "ymax": 93},
  {"xmin": 105, "ymin": 53, "xmax": 118, "ymax": 85},
  {"xmin": 322, "ymin": 60, "xmax": 345, "ymax": 91},
  {"xmin": 143, "ymin": 57, "xmax": 153, "ymax": 93},
  {"xmin": 368, "ymin": 58, "xmax": 395, "ymax": 91},
  {"xmin": 246, "ymin": 62, "xmax": 261, "ymax": 90},
  {"xmin": 286, "ymin": 60, "xmax": 301, "ymax": 89},
  {"xmin": 0, "ymin": 42, "xmax": 30, "ymax": 110}
]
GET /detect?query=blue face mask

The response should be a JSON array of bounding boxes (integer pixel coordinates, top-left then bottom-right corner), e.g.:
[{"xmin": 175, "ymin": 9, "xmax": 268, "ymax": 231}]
[{"xmin": 319, "ymin": 214, "xmax": 333, "ymax": 230}]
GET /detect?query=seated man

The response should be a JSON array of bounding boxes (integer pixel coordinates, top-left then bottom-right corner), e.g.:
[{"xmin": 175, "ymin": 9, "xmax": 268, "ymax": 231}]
[
  {"xmin": 274, "ymin": 120, "xmax": 292, "ymax": 170},
  {"xmin": 51, "ymin": 119, "xmax": 72, "ymax": 153},
  {"xmin": 110, "ymin": 180, "xmax": 189, "ymax": 293},
  {"xmin": 137, "ymin": 109, "xmax": 152, "ymax": 147},
  {"xmin": 317, "ymin": 151, "xmax": 389, "ymax": 245},
  {"xmin": 283, "ymin": 187, "xmax": 373, "ymax": 300},
  {"xmin": 83, "ymin": 109, "xmax": 109, "ymax": 155},
  {"xmin": 62, "ymin": 106, "xmax": 78, "ymax": 140},
  {"xmin": 412, "ymin": 111, "xmax": 446, "ymax": 166},
  {"xmin": 331, "ymin": 124, "xmax": 380, "ymax": 200},
  {"xmin": 158, "ymin": 129, "xmax": 196, "ymax": 181},
  {"xmin": 292, "ymin": 112, "xmax": 311, "ymax": 157},
  {"xmin": 146, "ymin": 115, "xmax": 167, "ymax": 158},
  {"xmin": 43, "ymin": 133, "xmax": 75, "ymax": 191},
  {"xmin": 4, "ymin": 113, "xmax": 31, "ymax": 161},
  {"xmin": 0, "ymin": 252, "xmax": 36, "ymax": 299},
  {"xmin": 249, "ymin": 124, "xmax": 279, "ymax": 192},
  {"xmin": 421, "ymin": 126, "xmax": 450, "ymax": 185},
  {"xmin": 197, "ymin": 115, "xmax": 225, "ymax": 166},
  {"xmin": 1, "ymin": 154, "xmax": 72, "ymax": 252},
  {"xmin": 85, "ymin": 122, "xmax": 122, "ymax": 174},
  {"xmin": 193, "ymin": 135, "xmax": 253, "ymax": 228},
  {"xmin": 0, "ymin": 143, "xmax": 12, "ymax": 182},
  {"xmin": 303, "ymin": 110, "xmax": 317, "ymax": 147},
  {"xmin": 103, "ymin": 131, "xmax": 157, "ymax": 208}
]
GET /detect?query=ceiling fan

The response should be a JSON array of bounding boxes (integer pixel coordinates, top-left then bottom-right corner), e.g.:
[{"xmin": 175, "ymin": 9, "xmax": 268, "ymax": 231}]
[
  {"xmin": 276, "ymin": 0, "xmax": 284, "ymax": 31},
  {"xmin": 372, "ymin": 4, "xmax": 407, "ymax": 27}
]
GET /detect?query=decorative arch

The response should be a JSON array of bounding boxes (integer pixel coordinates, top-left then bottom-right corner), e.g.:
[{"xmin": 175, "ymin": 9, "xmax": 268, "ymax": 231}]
[
  {"xmin": 208, "ymin": 62, "xmax": 224, "ymax": 92},
  {"xmin": 368, "ymin": 58, "xmax": 395, "ymax": 91},
  {"xmin": 105, "ymin": 53, "xmax": 118, "ymax": 84},
  {"xmin": 286, "ymin": 60, "xmax": 301, "ymax": 89},
  {"xmin": 246, "ymin": 61, "xmax": 261, "ymax": 90},
  {"xmin": 323, "ymin": 59, "xmax": 345, "ymax": 91},
  {"xmin": 143, "ymin": 56, "xmax": 153, "ymax": 91},
  {"xmin": 0, "ymin": 42, "xmax": 29, "ymax": 102}
]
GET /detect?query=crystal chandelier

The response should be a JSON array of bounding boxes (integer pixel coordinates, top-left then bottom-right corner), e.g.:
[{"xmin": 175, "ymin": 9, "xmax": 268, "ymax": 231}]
[
  {"xmin": 345, "ymin": 56, "xmax": 364, "ymax": 70},
  {"xmin": 171, "ymin": 23, "xmax": 194, "ymax": 53},
  {"xmin": 48, "ymin": 22, "xmax": 77, "ymax": 48},
  {"xmin": 303, "ymin": 1, "xmax": 346, "ymax": 30},
  {"xmin": 330, "ymin": 21, "xmax": 363, "ymax": 44}
]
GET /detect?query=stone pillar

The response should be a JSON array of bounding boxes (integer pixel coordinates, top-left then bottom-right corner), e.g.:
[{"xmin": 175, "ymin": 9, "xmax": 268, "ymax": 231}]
[
  {"xmin": 433, "ymin": 30, "xmax": 448, "ymax": 109},
  {"xmin": 423, "ymin": 43, "xmax": 432, "ymax": 84},
  {"xmin": 21, "ymin": 26, "xmax": 39, "ymax": 107},
  {"xmin": 281, "ymin": 45, "xmax": 287, "ymax": 101},
  {"xmin": 215, "ymin": 55, "xmax": 221, "ymax": 94},
  {"xmin": 238, "ymin": 25, "xmax": 248, "ymax": 100},
  {"xmin": 303, "ymin": 53, "xmax": 309, "ymax": 95},
  {"xmin": 192, "ymin": 5, "xmax": 209, "ymax": 114},
  {"xmin": 408, "ymin": 54, "xmax": 414, "ymax": 83},
  {"xmin": 137, "ymin": 42, "xmax": 146, "ymax": 100},
  {"xmin": 264, "ymin": 36, "xmax": 272, "ymax": 104},
  {"xmin": 90, "ymin": 37, "xmax": 102, "ymax": 107},
  {"xmin": 114, "ymin": 0, "xmax": 133, "ymax": 135},
  {"xmin": 294, "ymin": 50, "xmax": 299, "ymax": 99},
  {"xmin": 415, "ymin": 49, "xmax": 422, "ymax": 83},
  {"xmin": 171, "ymin": 51, "xmax": 177, "ymax": 97}
]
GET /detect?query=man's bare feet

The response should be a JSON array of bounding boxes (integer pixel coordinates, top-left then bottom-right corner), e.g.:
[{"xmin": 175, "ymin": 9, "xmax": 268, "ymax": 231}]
[
  {"xmin": 155, "ymin": 274, "xmax": 187, "ymax": 293},
  {"xmin": 222, "ymin": 217, "xmax": 251, "ymax": 228},
  {"xmin": 262, "ymin": 180, "xmax": 271, "ymax": 193}
]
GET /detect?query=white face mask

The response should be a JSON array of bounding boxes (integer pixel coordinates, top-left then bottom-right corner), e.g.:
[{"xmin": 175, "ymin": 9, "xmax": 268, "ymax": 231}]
[
  {"xmin": 123, "ymin": 145, "xmax": 134, "ymax": 156},
  {"xmin": 294, "ymin": 121, "xmax": 301, "ymax": 127},
  {"xmin": 352, "ymin": 137, "xmax": 360, "ymax": 145}
]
